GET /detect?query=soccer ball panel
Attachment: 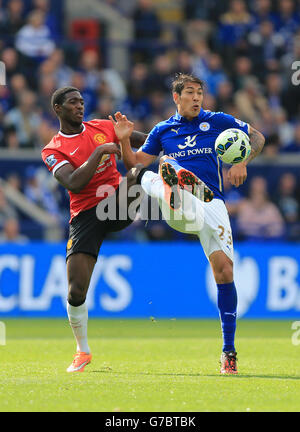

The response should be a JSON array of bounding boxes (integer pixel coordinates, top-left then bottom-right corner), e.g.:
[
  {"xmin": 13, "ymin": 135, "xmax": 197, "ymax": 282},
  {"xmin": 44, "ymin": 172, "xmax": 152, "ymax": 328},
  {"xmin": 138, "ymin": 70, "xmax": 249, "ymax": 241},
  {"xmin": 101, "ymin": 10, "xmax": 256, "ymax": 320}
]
[{"xmin": 215, "ymin": 128, "xmax": 251, "ymax": 165}]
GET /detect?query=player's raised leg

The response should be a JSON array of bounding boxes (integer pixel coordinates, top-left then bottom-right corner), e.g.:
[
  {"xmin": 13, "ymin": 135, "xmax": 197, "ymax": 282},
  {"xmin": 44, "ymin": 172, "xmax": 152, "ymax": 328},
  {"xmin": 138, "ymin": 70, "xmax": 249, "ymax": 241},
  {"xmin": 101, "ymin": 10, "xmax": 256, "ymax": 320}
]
[
  {"xmin": 160, "ymin": 156, "xmax": 214, "ymax": 206},
  {"xmin": 66, "ymin": 252, "xmax": 96, "ymax": 372},
  {"xmin": 209, "ymin": 250, "xmax": 238, "ymax": 374},
  {"xmin": 140, "ymin": 168, "xmax": 205, "ymax": 234}
]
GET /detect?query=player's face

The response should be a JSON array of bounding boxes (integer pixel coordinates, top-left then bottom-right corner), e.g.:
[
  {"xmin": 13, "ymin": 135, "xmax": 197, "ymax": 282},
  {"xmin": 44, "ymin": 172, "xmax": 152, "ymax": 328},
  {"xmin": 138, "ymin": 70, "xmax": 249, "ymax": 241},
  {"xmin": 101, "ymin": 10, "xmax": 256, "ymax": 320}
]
[
  {"xmin": 173, "ymin": 82, "xmax": 203, "ymax": 120},
  {"xmin": 58, "ymin": 91, "xmax": 85, "ymax": 125}
]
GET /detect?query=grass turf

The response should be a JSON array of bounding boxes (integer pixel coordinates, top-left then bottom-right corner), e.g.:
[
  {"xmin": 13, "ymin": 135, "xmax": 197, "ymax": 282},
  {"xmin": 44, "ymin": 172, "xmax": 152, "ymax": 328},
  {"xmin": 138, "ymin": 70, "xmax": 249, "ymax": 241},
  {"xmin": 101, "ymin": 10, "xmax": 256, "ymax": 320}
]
[{"xmin": 0, "ymin": 319, "xmax": 299, "ymax": 412}]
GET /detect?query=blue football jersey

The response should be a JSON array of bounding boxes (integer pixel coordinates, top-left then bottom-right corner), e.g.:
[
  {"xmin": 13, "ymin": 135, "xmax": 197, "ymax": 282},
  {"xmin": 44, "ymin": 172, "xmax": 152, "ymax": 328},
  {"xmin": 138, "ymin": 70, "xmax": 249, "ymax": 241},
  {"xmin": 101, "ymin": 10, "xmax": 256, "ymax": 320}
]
[{"xmin": 141, "ymin": 109, "xmax": 249, "ymax": 200}]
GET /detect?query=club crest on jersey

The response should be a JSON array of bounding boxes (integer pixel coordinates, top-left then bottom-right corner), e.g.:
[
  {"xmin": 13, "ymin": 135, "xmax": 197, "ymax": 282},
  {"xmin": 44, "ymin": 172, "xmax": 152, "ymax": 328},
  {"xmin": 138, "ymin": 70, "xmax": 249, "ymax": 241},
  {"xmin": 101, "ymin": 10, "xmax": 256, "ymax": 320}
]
[
  {"xmin": 199, "ymin": 122, "xmax": 210, "ymax": 131},
  {"xmin": 45, "ymin": 154, "xmax": 57, "ymax": 167},
  {"xmin": 94, "ymin": 133, "xmax": 107, "ymax": 144}
]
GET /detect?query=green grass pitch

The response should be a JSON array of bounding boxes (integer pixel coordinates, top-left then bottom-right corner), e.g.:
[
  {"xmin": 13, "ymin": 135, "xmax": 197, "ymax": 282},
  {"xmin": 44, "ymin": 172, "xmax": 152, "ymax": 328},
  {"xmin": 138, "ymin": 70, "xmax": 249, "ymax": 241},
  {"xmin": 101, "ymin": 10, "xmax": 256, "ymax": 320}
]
[{"xmin": 1, "ymin": 318, "xmax": 299, "ymax": 412}]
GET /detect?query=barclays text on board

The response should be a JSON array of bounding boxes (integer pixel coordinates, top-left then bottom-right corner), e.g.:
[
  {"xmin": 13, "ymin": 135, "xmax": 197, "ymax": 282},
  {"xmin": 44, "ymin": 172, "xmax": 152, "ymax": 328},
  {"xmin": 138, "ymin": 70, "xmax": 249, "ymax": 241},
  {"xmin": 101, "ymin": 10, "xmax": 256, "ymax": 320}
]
[{"xmin": 0, "ymin": 242, "xmax": 299, "ymax": 318}]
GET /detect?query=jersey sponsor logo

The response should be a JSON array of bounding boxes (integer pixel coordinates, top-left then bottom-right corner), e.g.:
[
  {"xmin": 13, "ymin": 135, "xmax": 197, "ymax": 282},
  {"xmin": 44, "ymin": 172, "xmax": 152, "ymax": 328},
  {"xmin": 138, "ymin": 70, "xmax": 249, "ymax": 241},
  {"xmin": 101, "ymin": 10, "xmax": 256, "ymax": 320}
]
[
  {"xmin": 94, "ymin": 133, "xmax": 107, "ymax": 144},
  {"xmin": 178, "ymin": 134, "xmax": 198, "ymax": 150},
  {"xmin": 70, "ymin": 147, "xmax": 79, "ymax": 156},
  {"xmin": 45, "ymin": 154, "xmax": 57, "ymax": 168},
  {"xmin": 199, "ymin": 122, "xmax": 210, "ymax": 131},
  {"xmin": 169, "ymin": 147, "xmax": 213, "ymax": 158},
  {"xmin": 67, "ymin": 238, "xmax": 73, "ymax": 250}
]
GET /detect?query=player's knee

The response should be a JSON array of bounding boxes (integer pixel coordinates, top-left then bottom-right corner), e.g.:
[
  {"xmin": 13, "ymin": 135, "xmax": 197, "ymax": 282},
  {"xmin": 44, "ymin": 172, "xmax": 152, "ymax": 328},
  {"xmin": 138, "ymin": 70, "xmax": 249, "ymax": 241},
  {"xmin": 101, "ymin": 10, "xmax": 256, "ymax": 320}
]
[
  {"xmin": 68, "ymin": 282, "xmax": 87, "ymax": 306},
  {"xmin": 220, "ymin": 263, "xmax": 233, "ymax": 283},
  {"xmin": 215, "ymin": 262, "xmax": 233, "ymax": 284}
]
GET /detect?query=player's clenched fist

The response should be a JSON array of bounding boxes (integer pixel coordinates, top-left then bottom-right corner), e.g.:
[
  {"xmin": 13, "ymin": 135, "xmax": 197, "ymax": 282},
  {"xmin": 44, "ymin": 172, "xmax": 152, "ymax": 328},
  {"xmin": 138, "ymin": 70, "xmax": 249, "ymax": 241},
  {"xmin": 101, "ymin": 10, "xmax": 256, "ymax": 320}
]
[
  {"xmin": 227, "ymin": 162, "xmax": 247, "ymax": 187},
  {"xmin": 98, "ymin": 142, "xmax": 121, "ymax": 159}
]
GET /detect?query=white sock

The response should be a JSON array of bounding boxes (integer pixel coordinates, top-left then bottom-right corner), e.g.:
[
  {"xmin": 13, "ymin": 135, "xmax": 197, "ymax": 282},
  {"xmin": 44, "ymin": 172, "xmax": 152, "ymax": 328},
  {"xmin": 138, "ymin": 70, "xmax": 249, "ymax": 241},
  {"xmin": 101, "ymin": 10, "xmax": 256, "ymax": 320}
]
[{"xmin": 67, "ymin": 302, "xmax": 90, "ymax": 354}]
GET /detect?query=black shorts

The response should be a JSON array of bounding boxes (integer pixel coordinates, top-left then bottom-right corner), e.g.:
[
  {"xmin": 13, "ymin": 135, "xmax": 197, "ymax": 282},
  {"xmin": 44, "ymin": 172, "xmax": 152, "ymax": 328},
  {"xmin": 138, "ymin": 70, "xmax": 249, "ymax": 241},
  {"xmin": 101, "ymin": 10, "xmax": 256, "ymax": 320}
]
[{"xmin": 66, "ymin": 202, "xmax": 134, "ymax": 261}]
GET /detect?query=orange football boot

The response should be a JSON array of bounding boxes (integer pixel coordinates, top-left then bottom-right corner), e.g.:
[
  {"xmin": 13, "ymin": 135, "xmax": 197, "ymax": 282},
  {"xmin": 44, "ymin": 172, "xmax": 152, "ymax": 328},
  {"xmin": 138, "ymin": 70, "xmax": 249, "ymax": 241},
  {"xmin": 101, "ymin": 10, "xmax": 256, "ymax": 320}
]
[
  {"xmin": 220, "ymin": 351, "xmax": 238, "ymax": 375},
  {"xmin": 67, "ymin": 352, "xmax": 92, "ymax": 373}
]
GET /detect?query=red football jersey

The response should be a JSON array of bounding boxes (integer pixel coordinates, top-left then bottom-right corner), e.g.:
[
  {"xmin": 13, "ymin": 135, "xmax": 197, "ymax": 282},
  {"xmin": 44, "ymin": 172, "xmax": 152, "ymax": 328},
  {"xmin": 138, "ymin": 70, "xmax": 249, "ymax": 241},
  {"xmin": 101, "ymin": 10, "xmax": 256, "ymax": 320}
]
[{"xmin": 41, "ymin": 119, "xmax": 122, "ymax": 222}]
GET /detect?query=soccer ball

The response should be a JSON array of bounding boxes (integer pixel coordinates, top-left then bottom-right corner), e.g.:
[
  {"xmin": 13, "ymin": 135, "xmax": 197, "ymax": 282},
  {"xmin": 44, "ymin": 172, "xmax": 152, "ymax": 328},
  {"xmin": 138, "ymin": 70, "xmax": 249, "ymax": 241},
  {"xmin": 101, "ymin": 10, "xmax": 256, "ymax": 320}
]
[{"xmin": 215, "ymin": 128, "xmax": 251, "ymax": 164}]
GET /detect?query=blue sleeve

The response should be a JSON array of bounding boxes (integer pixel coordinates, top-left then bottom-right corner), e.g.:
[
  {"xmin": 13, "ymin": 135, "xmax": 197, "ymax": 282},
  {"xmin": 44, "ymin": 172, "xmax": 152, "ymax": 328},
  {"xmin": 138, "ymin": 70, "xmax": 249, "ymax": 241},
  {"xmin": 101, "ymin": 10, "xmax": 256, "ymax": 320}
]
[
  {"xmin": 214, "ymin": 112, "xmax": 249, "ymax": 135},
  {"xmin": 141, "ymin": 126, "xmax": 162, "ymax": 156}
]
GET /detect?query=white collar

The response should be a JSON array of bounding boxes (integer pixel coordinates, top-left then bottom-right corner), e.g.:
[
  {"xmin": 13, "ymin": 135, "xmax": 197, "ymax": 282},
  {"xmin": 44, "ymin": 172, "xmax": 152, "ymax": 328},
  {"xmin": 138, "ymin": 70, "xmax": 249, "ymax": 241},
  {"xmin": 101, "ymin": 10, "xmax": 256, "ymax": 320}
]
[{"xmin": 58, "ymin": 123, "xmax": 86, "ymax": 138}]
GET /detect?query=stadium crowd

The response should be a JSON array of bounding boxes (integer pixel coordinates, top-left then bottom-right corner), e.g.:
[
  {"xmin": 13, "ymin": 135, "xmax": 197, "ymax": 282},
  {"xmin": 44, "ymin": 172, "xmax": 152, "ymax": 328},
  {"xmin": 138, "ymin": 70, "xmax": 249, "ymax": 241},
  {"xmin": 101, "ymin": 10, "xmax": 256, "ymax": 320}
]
[{"xmin": 0, "ymin": 0, "xmax": 299, "ymax": 242}]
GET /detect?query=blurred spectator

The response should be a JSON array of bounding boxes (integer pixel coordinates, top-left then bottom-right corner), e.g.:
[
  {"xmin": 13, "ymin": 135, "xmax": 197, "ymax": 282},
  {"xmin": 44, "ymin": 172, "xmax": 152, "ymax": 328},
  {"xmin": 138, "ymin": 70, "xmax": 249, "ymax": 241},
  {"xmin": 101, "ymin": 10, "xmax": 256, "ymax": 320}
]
[
  {"xmin": 46, "ymin": 48, "xmax": 73, "ymax": 88},
  {"xmin": 234, "ymin": 76, "xmax": 268, "ymax": 124},
  {"xmin": 175, "ymin": 49, "xmax": 193, "ymax": 76},
  {"xmin": 0, "ymin": 186, "xmax": 18, "ymax": 228},
  {"xmin": 274, "ymin": 172, "xmax": 300, "ymax": 241},
  {"xmin": 37, "ymin": 73, "xmax": 57, "ymax": 117},
  {"xmin": 274, "ymin": 0, "xmax": 300, "ymax": 49},
  {"xmin": 5, "ymin": 172, "xmax": 22, "ymax": 192},
  {"xmin": 79, "ymin": 49, "xmax": 102, "ymax": 91},
  {"xmin": 262, "ymin": 133, "xmax": 281, "ymax": 158},
  {"xmin": 215, "ymin": 80, "xmax": 235, "ymax": 113},
  {"xmin": 236, "ymin": 176, "xmax": 285, "ymax": 240},
  {"xmin": 70, "ymin": 71, "xmax": 97, "ymax": 119},
  {"xmin": 273, "ymin": 108, "xmax": 295, "ymax": 147},
  {"xmin": 250, "ymin": 0, "xmax": 276, "ymax": 28},
  {"xmin": 1, "ymin": 47, "xmax": 20, "ymax": 81},
  {"xmin": 0, "ymin": 217, "xmax": 28, "ymax": 243},
  {"xmin": 9, "ymin": 73, "xmax": 29, "ymax": 104},
  {"xmin": 0, "ymin": 0, "xmax": 25, "ymax": 43},
  {"xmin": 248, "ymin": 20, "xmax": 285, "ymax": 77},
  {"xmin": 146, "ymin": 54, "xmax": 173, "ymax": 94},
  {"xmin": 232, "ymin": 56, "xmax": 253, "ymax": 90},
  {"xmin": 4, "ymin": 90, "xmax": 41, "ymax": 148},
  {"xmin": 264, "ymin": 73, "xmax": 285, "ymax": 111},
  {"xmin": 191, "ymin": 40, "xmax": 211, "ymax": 82},
  {"xmin": 204, "ymin": 52, "xmax": 227, "ymax": 96},
  {"xmin": 15, "ymin": 9, "xmax": 56, "ymax": 84},
  {"xmin": 282, "ymin": 124, "xmax": 300, "ymax": 153},
  {"xmin": 32, "ymin": 0, "xmax": 61, "ymax": 39},
  {"xmin": 218, "ymin": 0, "xmax": 253, "ymax": 65},
  {"xmin": 23, "ymin": 166, "xmax": 61, "ymax": 222},
  {"xmin": 274, "ymin": 172, "xmax": 299, "ymax": 222},
  {"xmin": 88, "ymin": 97, "xmax": 115, "ymax": 121},
  {"xmin": 3, "ymin": 125, "xmax": 19, "ymax": 150},
  {"xmin": 131, "ymin": 0, "xmax": 162, "ymax": 62}
]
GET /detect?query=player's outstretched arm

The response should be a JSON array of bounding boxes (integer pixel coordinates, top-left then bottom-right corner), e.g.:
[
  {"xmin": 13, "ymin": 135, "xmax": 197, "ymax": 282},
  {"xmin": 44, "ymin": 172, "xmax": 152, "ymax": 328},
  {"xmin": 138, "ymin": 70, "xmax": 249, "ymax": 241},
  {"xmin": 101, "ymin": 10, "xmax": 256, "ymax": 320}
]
[
  {"xmin": 227, "ymin": 126, "xmax": 265, "ymax": 187},
  {"xmin": 54, "ymin": 143, "xmax": 121, "ymax": 193},
  {"xmin": 109, "ymin": 112, "xmax": 156, "ymax": 170}
]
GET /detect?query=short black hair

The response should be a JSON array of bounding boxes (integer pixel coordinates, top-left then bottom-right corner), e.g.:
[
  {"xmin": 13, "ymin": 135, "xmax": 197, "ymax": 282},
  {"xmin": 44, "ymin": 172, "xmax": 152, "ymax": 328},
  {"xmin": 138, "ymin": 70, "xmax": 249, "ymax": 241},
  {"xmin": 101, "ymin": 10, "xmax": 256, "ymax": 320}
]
[
  {"xmin": 172, "ymin": 73, "xmax": 204, "ymax": 95},
  {"xmin": 51, "ymin": 86, "xmax": 80, "ymax": 108}
]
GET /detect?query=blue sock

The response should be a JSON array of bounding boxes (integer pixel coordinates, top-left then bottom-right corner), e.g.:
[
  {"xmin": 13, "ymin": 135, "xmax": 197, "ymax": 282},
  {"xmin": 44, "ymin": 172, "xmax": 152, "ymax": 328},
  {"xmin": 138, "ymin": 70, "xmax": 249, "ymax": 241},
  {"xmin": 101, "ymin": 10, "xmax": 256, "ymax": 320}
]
[
  {"xmin": 163, "ymin": 157, "xmax": 182, "ymax": 172},
  {"xmin": 217, "ymin": 282, "xmax": 237, "ymax": 353}
]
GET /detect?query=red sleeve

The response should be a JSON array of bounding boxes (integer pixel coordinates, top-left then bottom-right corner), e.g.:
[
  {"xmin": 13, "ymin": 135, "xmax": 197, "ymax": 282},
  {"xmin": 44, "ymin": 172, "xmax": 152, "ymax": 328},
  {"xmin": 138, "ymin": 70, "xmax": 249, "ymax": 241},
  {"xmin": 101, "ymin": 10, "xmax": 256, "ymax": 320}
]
[{"xmin": 41, "ymin": 147, "xmax": 70, "ymax": 175}]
